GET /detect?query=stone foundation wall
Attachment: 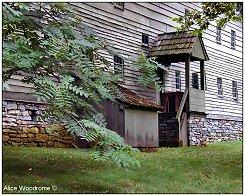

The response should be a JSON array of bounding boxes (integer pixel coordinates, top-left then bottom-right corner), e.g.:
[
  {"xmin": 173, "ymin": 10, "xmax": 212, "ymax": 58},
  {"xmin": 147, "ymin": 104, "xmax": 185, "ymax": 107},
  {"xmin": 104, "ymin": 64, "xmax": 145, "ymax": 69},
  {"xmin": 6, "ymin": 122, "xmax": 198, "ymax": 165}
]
[
  {"xmin": 3, "ymin": 101, "xmax": 74, "ymax": 148},
  {"xmin": 3, "ymin": 101, "xmax": 243, "ymax": 148},
  {"xmin": 189, "ymin": 116, "xmax": 243, "ymax": 146}
]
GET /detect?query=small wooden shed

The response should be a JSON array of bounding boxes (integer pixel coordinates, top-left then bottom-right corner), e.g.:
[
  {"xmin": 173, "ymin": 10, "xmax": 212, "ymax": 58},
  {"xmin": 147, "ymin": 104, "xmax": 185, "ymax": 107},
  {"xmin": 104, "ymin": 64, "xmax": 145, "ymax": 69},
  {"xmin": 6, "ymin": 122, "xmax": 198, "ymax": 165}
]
[{"xmin": 103, "ymin": 85, "xmax": 163, "ymax": 147}]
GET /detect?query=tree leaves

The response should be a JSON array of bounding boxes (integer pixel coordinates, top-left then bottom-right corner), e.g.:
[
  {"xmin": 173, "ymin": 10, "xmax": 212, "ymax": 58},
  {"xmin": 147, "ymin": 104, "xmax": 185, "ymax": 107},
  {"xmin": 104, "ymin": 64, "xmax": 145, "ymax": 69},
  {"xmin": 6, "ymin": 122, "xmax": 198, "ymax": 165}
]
[
  {"xmin": 3, "ymin": 3, "xmax": 23, "ymax": 17},
  {"xmin": 2, "ymin": 2, "xmax": 164, "ymax": 168},
  {"xmin": 132, "ymin": 52, "xmax": 165, "ymax": 92},
  {"xmin": 173, "ymin": 3, "xmax": 242, "ymax": 35}
]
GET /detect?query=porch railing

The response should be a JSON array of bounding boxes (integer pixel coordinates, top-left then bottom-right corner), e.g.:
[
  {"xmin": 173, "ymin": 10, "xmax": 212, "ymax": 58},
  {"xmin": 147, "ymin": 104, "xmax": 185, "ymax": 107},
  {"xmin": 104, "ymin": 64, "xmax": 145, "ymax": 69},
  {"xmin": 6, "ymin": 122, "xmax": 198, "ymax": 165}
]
[
  {"xmin": 176, "ymin": 87, "xmax": 188, "ymax": 125},
  {"xmin": 176, "ymin": 87, "xmax": 188, "ymax": 145}
]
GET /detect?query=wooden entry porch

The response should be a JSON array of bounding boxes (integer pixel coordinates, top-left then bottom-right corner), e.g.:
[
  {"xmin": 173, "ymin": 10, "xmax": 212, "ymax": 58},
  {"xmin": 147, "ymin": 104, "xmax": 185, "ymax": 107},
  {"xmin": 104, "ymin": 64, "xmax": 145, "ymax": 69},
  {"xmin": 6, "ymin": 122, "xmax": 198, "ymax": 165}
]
[{"xmin": 148, "ymin": 32, "xmax": 209, "ymax": 147}]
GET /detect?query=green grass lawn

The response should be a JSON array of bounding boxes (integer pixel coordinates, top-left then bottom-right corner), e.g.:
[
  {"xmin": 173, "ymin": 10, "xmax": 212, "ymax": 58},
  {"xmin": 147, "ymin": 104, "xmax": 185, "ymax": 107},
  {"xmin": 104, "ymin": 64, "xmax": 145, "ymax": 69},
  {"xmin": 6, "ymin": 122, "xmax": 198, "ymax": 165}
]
[{"xmin": 2, "ymin": 141, "xmax": 242, "ymax": 194}]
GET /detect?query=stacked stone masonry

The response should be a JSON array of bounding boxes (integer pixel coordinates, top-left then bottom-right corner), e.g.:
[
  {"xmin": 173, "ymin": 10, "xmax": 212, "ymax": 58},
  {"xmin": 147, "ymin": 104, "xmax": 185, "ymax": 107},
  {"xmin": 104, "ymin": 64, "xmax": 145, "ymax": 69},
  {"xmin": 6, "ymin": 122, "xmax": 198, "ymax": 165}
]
[
  {"xmin": 189, "ymin": 116, "xmax": 243, "ymax": 146},
  {"xmin": 3, "ymin": 101, "xmax": 74, "ymax": 148},
  {"xmin": 3, "ymin": 101, "xmax": 243, "ymax": 147}
]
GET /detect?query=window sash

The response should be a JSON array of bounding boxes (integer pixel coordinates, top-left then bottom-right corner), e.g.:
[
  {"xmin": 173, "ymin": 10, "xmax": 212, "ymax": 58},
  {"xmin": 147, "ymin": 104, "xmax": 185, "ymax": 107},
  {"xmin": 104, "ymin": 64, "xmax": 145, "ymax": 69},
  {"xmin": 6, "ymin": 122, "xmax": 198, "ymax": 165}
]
[
  {"xmin": 184, "ymin": 9, "xmax": 190, "ymax": 21},
  {"xmin": 216, "ymin": 28, "xmax": 221, "ymax": 43},
  {"xmin": 217, "ymin": 78, "xmax": 223, "ymax": 95},
  {"xmin": 114, "ymin": 55, "xmax": 124, "ymax": 75},
  {"xmin": 232, "ymin": 81, "xmax": 238, "ymax": 99},
  {"xmin": 192, "ymin": 73, "xmax": 199, "ymax": 89},
  {"xmin": 231, "ymin": 30, "xmax": 236, "ymax": 48},
  {"xmin": 175, "ymin": 71, "xmax": 181, "ymax": 89},
  {"xmin": 142, "ymin": 34, "xmax": 149, "ymax": 45}
]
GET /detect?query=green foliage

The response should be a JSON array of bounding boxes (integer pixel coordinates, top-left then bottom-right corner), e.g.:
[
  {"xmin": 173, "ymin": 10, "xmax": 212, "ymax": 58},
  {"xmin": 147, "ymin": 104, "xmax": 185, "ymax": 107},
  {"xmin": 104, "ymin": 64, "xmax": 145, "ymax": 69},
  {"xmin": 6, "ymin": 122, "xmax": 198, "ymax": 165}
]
[
  {"xmin": 132, "ymin": 52, "xmax": 166, "ymax": 92},
  {"xmin": 2, "ymin": 3, "xmax": 163, "ymax": 168},
  {"xmin": 32, "ymin": 76, "xmax": 139, "ymax": 168},
  {"xmin": 173, "ymin": 3, "xmax": 243, "ymax": 35}
]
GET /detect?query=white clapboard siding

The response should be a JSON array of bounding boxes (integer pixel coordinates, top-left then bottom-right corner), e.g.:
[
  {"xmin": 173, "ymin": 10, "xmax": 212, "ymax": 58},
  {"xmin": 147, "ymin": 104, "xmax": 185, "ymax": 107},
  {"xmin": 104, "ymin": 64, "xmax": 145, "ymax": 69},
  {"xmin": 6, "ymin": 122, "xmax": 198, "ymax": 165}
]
[
  {"xmin": 82, "ymin": 2, "xmax": 243, "ymax": 119},
  {"xmin": 202, "ymin": 16, "xmax": 242, "ymax": 119},
  {"xmin": 70, "ymin": 2, "xmax": 175, "ymax": 101}
]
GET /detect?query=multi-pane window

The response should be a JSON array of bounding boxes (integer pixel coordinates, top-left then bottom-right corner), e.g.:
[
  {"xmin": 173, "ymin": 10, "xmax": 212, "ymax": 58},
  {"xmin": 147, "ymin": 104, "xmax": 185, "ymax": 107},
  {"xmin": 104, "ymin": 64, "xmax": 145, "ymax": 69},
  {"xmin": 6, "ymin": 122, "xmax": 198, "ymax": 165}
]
[
  {"xmin": 216, "ymin": 27, "xmax": 221, "ymax": 43},
  {"xmin": 231, "ymin": 30, "xmax": 236, "ymax": 48},
  {"xmin": 192, "ymin": 73, "xmax": 199, "ymax": 89},
  {"xmin": 217, "ymin": 77, "xmax": 223, "ymax": 96},
  {"xmin": 232, "ymin": 81, "xmax": 238, "ymax": 99},
  {"xmin": 142, "ymin": 34, "xmax": 149, "ymax": 46},
  {"xmin": 184, "ymin": 9, "xmax": 190, "ymax": 21},
  {"xmin": 114, "ymin": 2, "xmax": 124, "ymax": 9},
  {"xmin": 114, "ymin": 55, "xmax": 124, "ymax": 75},
  {"xmin": 175, "ymin": 70, "xmax": 181, "ymax": 90}
]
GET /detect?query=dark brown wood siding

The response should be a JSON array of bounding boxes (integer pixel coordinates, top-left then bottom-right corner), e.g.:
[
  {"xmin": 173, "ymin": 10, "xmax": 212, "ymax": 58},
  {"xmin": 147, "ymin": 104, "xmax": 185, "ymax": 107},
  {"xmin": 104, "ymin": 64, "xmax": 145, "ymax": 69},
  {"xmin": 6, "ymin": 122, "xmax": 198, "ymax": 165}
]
[{"xmin": 102, "ymin": 100, "xmax": 125, "ymax": 138}]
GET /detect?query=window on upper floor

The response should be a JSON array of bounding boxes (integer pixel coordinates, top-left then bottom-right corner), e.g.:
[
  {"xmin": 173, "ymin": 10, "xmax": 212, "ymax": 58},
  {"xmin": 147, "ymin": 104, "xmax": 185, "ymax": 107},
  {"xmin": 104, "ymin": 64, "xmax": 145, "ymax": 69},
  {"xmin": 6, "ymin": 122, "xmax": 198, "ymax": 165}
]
[
  {"xmin": 175, "ymin": 70, "xmax": 181, "ymax": 90},
  {"xmin": 216, "ymin": 27, "xmax": 221, "ymax": 44},
  {"xmin": 142, "ymin": 33, "xmax": 149, "ymax": 46},
  {"xmin": 231, "ymin": 30, "xmax": 236, "ymax": 49},
  {"xmin": 114, "ymin": 2, "xmax": 124, "ymax": 10},
  {"xmin": 232, "ymin": 81, "xmax": 238, "ymax": 100},
  {"xmin": 184, "ymin": 9, "xmax": 190, "ymax": 21},
  {"xmin": 192, "ymin": 72, "xmax": 199, "ymax": 89},
  {"xmin": 114, "ymin": 55, "xmax": 124, "ymax": 75},
  {"xmin": 217, "ymin": 77, "xmax": 223, "ymax": 96}
]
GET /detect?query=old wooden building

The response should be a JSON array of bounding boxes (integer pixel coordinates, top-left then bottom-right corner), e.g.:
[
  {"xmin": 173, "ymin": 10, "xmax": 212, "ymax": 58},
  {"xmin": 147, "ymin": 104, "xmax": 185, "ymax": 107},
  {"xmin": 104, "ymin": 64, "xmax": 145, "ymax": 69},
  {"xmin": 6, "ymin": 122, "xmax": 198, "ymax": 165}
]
[{"xmin": 3, "ymin": 2, "xmax": 243, "ymax": 147}]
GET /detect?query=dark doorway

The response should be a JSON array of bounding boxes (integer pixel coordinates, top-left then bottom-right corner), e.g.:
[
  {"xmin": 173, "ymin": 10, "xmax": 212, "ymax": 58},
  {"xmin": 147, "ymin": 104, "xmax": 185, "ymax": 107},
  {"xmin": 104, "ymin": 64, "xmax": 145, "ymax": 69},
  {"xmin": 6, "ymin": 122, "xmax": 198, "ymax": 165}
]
[{"xmin": 168, "ymin": 95, "xmax": 176, "ymax": 113}]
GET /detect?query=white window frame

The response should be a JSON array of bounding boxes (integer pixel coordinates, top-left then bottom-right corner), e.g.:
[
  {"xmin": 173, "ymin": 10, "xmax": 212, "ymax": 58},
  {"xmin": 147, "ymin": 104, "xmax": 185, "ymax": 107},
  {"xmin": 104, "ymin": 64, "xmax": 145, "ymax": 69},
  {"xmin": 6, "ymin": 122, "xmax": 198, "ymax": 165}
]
[
  {"xmin": 192, "ymin": 72, "xmax": 199, "ymax": 89},
  {"xmin": 217, "ymin": 77, "xmax": 223, "ymax": 96},
  {"xmin": 114, "ymin": 55, "xmax": 124, "ymax": 75},
  {"xmin": 232, "ymin": 81, "xmax": 238, "ymax": 100},
  {"xmin": 216, "ymin": 27, "xmax": 221, "ymax": 44},
  {"xmin": 231, "ymin": 30, "xmax": 236, "ymax": 49},
  {"xmin": 175, "ymin": 70, "xmax": 181, "ymax": 90},
  {"xmin": 142, "ymin": 33, "xmax": 149, "ymax": 46},
  {"xmin": 184, "ymin": 9, "xmax": 190, "ymax": 21}
]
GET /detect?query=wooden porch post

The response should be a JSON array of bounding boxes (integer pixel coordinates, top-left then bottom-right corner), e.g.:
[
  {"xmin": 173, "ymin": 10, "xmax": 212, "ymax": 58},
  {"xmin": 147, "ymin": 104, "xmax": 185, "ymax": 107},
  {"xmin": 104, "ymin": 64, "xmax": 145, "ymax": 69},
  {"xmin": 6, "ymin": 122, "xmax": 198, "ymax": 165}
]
[
  {"xmin": 185, "ymin": 56, "xmax": 190, "ymax": 113},
  {"xmin": 200, "ymin": 60, "xmax": 205, "ymax": 90},
  {"xmin": 185, "ymin": 56, "xmax": 190, "ymax": 146}
]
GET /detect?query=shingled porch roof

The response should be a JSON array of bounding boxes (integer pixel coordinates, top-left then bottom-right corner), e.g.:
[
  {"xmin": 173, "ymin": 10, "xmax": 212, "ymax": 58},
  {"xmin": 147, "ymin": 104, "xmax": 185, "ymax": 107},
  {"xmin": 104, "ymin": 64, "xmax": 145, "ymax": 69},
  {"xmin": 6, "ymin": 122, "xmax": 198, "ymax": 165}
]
[
  {"xmin": 148, "ymin": 32, "xmax": 209, "ymax": 61},
  {"xmin": 117, "ymin": 85, "xmax": 163, "ymax": 110}
]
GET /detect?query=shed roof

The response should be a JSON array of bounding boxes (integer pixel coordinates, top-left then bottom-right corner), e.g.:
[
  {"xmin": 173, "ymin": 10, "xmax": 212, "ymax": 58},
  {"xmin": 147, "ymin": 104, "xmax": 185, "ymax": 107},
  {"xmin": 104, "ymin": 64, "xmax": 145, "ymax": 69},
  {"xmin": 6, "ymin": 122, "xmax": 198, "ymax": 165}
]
[
  {"xmin": 117, "ymin": 85, "xmax": 163, "ymax": 110},
  {"xmin": 148, "ymin": 32, "xmax": 209, "ymax": 61}
]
